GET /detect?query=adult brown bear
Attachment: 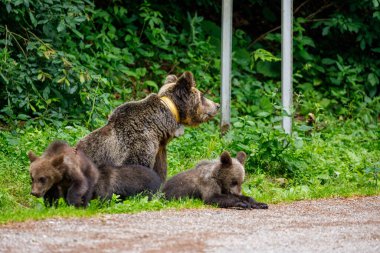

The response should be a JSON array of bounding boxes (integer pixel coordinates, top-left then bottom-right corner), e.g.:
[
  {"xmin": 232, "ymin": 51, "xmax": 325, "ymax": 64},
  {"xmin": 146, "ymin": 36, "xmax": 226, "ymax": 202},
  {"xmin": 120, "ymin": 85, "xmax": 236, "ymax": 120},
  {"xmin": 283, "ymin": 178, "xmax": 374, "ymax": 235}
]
[{"xmin": 76, "ymin": 72, "xmax": 219, "ymax": 181}]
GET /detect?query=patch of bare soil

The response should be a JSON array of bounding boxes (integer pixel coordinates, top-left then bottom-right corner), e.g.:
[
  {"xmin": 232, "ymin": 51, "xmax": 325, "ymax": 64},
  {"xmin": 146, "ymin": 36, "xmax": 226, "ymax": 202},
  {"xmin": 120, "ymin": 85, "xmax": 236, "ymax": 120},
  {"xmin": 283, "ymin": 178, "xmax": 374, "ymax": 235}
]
[{"xmin": 0, "ymin": 196, "xmax": 379, "ymax": 253}]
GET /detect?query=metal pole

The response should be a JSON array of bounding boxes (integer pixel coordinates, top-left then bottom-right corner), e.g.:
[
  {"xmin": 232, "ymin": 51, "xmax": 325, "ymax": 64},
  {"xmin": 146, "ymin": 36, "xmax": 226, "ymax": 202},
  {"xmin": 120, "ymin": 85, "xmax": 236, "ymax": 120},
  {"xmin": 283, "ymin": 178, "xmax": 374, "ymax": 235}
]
[
  {"xmin": 221, "ymin": 0, "xmax": 233, "ymax": 134},
  {"xmin": 281, "ymin": 0, "xmax": 293, "ymax": 135}
]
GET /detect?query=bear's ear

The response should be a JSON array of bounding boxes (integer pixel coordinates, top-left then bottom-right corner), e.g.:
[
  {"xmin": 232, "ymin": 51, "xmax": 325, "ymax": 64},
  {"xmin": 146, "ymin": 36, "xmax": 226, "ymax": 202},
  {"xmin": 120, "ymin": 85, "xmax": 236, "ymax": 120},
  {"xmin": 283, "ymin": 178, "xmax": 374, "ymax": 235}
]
[
  {"xmin": 28, "ymin": 151, "xmax": 39, "ymax": 162},
  {"xmin": 164, "ymin": 74, "xmax": 177, "ymax": 84},
  {"xmin": 236, "ymin": 151, "xmax": 247, "ymax": 165},
  {"xmin": 220, "ymin": 151, "xmax": 232, "ymax": 166},
  {"xmin": 51, "ymin": 155, "xmax": 64, "ymax": 167},
  {"xmin": 176, "ymin": 71, "xmax": 195, "ymax": 91}
]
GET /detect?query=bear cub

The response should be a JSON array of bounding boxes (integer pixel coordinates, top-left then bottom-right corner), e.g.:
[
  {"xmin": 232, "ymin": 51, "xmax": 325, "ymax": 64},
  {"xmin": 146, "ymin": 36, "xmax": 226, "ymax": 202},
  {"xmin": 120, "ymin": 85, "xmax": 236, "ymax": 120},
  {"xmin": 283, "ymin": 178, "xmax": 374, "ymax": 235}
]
[
  {"xmin": 28, "ymin": 141, "xmax": 161, "ymax": 208},
  {"xmin": 163, "ymin": 151, "xmax": 268, "ymax": 209},
  {"xmin": 93, "ymin": 164, "xmax": 162, "ymax": 201},
  {"xmin": 28, "ymin": 140, "xmax": 99, "ymax": 207}
]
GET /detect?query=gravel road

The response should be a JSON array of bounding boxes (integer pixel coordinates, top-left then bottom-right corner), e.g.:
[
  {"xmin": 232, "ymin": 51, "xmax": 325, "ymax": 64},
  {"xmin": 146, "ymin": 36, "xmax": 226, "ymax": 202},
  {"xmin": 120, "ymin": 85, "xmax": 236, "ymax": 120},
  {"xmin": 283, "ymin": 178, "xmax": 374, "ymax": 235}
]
[{"xmin": 0, "ymin": 196, "xmax": 379, "ymax": 253}]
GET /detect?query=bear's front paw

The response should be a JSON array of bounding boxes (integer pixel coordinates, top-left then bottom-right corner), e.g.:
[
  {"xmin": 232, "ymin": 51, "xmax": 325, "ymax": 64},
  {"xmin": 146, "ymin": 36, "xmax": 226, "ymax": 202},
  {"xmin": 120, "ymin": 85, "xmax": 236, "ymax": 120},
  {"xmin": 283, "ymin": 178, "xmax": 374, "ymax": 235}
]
[
  {"xmin": 67, "ymin": 195, "xmax": 85, "ymax": 208},
  {"xmin": 231, "ymin": 201, "xmax": 251, "ymax": 209},
  {"xmin": 250, "ymin": 202, "xmax": 269, "ymax": 209}
]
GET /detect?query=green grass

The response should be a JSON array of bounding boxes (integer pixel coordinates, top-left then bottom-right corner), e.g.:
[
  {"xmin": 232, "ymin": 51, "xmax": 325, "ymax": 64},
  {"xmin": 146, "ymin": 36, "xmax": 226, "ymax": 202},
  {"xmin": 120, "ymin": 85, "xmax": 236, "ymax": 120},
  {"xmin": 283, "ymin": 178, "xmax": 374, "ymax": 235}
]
[
  {"xmin": 0, "ymin": 117, "xmax": 379, "ymax": 224},
  {"xmin": 0, "ymin": 195, "xmax": 205, "ymax": 224}
]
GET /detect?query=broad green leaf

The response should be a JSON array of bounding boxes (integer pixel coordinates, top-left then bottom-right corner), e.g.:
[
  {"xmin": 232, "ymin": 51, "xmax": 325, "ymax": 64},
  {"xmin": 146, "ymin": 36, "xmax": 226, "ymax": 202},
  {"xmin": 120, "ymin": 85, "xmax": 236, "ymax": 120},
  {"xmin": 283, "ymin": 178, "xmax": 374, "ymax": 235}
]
[
  {"xmin": 5, "ymin": 4, "xmax": 11, "ymax": 13},
  {"xmin": 256, "ymin": 61, "xmax": 279, "ymax": 78},
  {"xmin": 17, "ymin": 114, "xmax": 29, "ymax": 120},
  {"xmin": 321, "ymin": 58, "xmax": 336, "ymax": 65},
  {"xmin": 79, "ymin": 73, "xmax": 85, "ymax": 84},
  {"xmin": 257, "ymin": 111, "xmax": 270, "ymax": 118},
  {"xmin": 57, "ymin": 20, "xmax": 65, "ymax": 32},
  {"xmin": 29, "ymin": 11, "xmax": 37, "ymax": 27},
  {"xmin": 71, "ymin": 28, "xmax": 84, "ymax": 39},
  {"xmin": 253, "ymin": 48, "xmax": 280, "ymax": 62},
  {"xmin": 42, "ymin": 86, "xmax": 50, "ymax": 100},
  {"xmin": 57, "ymin": 77, "xmax": 66, "ymax": 84},
  {"xmin": 322, "ymin": 26, "xmax": 330, "ymax": 36},
  {"xmin": 368, "ymin": 73, "xmax": 379, "ymax": 86},
  {"xmin": 144, "ymin": 80, "xmax": 158, "ymax": 91},
  {"xmin": 233, "ymin": 122, "xmax": 244, "ymax": 128}
]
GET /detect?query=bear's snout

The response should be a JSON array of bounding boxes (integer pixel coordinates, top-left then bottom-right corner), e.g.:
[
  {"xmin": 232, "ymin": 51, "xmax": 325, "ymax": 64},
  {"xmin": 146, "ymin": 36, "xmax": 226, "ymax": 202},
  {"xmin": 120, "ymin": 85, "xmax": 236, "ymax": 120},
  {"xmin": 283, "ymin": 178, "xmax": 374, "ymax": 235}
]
[
  {"xmin": 31, "ymin": 190, "xmax": 42, "ymax": 198},
  {"xmin": 207, "ymin": 101, "xmax": 220, "ymax": 117}
]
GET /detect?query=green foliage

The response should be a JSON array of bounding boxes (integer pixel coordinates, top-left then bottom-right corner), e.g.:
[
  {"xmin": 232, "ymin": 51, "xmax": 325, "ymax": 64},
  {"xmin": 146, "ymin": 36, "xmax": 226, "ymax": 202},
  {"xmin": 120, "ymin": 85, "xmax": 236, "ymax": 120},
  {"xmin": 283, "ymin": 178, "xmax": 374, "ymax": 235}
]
[
  {"xmin": 291, "ymin": 0, "xmax": 380, "ymax": 121},
  {"xmin": 0, "ymin": 0, "xmax": 225, "ymax": 127},
  {"xmin": 0, "ymin": 0, "xmax": 113, "ymax": 128},
  {"xmin": 1, "ymin": 0, "xmax": 378, "ymax": 126}
]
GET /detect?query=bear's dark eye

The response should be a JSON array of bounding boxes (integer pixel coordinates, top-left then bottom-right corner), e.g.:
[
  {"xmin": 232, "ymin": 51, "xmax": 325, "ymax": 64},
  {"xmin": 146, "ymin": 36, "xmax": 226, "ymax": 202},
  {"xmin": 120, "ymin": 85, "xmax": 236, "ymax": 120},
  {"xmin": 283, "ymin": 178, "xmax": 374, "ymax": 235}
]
[
  {"xmin": 39, "ymin": 177, "xmax": 46, "ymax": 184},
  {"xmin": 231, "ymin": 180, "xmax": 238, "ymax": 186}
]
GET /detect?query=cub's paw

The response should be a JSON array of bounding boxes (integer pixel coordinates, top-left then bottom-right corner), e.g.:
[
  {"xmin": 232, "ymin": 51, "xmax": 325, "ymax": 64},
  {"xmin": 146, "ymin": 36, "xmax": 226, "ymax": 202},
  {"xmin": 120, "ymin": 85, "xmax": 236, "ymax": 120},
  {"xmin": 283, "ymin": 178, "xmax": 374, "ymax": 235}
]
[
  {"xmin": 228, "ymin": 201, "xmax": 251, "ymax": 210},
  {"xmin": 250, "ymin": 202, "xmax": 269, "ymax": 209},
  {"xmin": 242, "ymin": 196, "xmax": 268, "ymax": 209}
]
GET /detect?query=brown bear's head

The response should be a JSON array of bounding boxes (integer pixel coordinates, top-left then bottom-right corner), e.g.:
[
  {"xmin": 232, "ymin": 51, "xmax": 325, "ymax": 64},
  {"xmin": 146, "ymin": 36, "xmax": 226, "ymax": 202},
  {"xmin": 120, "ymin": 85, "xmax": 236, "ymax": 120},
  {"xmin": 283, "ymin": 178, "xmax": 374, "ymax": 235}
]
[
  {"xmin": 28, "ymin": 151, "xmax": 64, "ymax": 198},
  {"xmin": 216, "ymin": 151, "xmax": 246, "ymax": 195},
  {"xmin": 158, "ymin": 71, "xmax": 220, "ymax": 126}
]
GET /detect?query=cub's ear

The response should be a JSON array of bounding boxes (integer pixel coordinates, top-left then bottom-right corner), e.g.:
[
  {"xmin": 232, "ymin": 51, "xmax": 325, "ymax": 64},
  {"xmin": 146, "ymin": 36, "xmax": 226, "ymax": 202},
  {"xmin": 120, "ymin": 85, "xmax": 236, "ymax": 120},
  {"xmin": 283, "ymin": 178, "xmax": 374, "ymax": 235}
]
[
  {"xmin": 176, "ymin": 71, "xmax": 195, "ymax": 91},
  {"xmin": 236, "ymin": 151, "xmax": 247, "ymax": 165},
  {"xmin": 164, "ymin": 74, "xmax": 177, "ymax": 84},
  {"xmin": 220, "ymin": 151, "xmax": 232, "ymax": 165},
  {"xmin": 28, "ymin": 151, "xmax": 39, "ymax": 162},
  {"xmin": 51, "ymin": 155, "xmax": 64, "ymax": 167}
]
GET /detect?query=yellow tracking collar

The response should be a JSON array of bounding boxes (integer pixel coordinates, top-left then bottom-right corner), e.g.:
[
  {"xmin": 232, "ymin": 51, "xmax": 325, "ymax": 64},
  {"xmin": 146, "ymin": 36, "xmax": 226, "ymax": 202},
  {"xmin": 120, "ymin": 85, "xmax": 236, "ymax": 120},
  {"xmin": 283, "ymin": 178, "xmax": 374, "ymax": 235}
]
[{"xmin": 160, "ymin": 96, "xmax": 180, "ymax": 123}]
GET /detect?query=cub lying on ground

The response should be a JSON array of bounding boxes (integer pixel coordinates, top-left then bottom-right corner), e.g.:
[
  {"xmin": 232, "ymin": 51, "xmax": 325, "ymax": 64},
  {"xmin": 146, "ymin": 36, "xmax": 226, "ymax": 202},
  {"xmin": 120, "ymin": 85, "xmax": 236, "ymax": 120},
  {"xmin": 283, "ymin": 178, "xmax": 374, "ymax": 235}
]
[
  {"xmin": 94, "ymin": 164, "xmax": 161, "ymax": 200},
  {"xmin": 28, "ymin": 141, "xmax": 161, "ymax": 207},
  {"xmin": 163, "ymin": 151, "xmax": 268, "ymax": 209}
]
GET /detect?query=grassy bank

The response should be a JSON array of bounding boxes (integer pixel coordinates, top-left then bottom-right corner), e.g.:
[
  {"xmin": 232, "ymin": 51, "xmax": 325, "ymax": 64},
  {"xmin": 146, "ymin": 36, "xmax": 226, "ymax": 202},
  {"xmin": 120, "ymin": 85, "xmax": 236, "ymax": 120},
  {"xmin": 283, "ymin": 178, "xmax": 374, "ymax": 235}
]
[{"xmin": 0, "ymin": 117, "xmax": 379, "ymax": 224}]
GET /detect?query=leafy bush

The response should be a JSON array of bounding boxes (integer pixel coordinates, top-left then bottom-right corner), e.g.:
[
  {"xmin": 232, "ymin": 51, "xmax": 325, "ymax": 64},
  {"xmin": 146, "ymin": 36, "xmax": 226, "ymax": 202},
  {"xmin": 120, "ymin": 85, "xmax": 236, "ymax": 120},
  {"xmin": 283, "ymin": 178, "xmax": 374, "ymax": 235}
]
[
  {"xmin": 1, "ymin": 0, "xmax": 379, "ymax": 127},
  {"xmin": 0, "ymin": 0, "xmax": 222, "ymax": 127}
]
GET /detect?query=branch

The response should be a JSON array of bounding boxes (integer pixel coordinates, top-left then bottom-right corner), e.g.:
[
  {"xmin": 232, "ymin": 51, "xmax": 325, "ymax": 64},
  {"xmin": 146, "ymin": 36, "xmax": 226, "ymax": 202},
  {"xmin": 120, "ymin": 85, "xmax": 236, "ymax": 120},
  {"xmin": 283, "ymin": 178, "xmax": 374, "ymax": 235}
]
[
  {"xmin": 306, "ymin": 3, "xmax": 334, "ymax": 20},
  {"xmin": 294, "ymin": 0, "xmax": 313, "ymax": 14},
  {"xmin": 5, "ymin": 26, "xmax": 27, "ymax": 58},
  {"xmin": 248, "ymin": 1, "xmax": 334, "ymax": 48},
  {"xmin": 250, "ymin": 25, "xmax": 281, "ymax": 46}
]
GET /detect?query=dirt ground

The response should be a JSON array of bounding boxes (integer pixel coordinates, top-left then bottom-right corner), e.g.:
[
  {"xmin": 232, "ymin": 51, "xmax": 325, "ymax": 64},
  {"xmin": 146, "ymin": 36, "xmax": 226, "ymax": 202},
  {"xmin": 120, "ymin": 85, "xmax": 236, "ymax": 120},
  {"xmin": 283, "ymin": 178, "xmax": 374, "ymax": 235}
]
[{"xmin": 0, "ymin": 196, "xmax": 379, "ymax": 253}]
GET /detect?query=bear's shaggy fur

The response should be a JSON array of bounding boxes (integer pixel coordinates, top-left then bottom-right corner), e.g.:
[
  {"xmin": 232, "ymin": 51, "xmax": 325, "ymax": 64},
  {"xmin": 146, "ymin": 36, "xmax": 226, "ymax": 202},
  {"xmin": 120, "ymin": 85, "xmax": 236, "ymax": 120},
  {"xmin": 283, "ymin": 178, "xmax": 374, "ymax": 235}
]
[
  {"xmin": 94, "ymin": 164, "xmax": 162, "ymax": 200},
  {"xmin": 163, "ymin": 151, "xmax": 268, "ymax": 209},
  {"xmin": 29, "ymin": 141, "xmax": 162, "ymax": 207},
  {"xmin": 28, "ymin": 141, "xmax": 99, "ymax": 207},
  {"xmin": 76, "ymin": 71, "xmax": 219, "ymax": 181}
]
